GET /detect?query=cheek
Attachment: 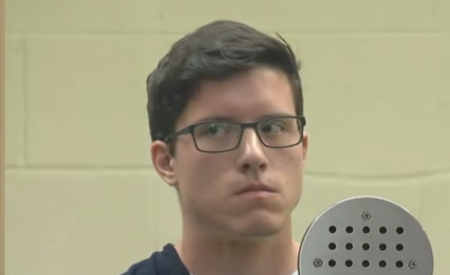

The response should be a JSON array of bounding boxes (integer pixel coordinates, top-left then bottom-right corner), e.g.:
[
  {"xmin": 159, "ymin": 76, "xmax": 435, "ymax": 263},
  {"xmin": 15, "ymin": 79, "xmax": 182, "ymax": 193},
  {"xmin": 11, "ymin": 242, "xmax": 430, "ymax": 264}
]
[
  {"xmin": 176, "ymin": 151, "xmax": 227, "ymax": 196},
  {"xmin": 270, "ymin": 149, "xmax": 304, "ymax": 187},
  {"xmin": 271, "ymin": 147, "xmax": 303, "ymax": 169},
  {"xmin": 279, "ymin": 151, "xmax": 304, "ymax": 205}
]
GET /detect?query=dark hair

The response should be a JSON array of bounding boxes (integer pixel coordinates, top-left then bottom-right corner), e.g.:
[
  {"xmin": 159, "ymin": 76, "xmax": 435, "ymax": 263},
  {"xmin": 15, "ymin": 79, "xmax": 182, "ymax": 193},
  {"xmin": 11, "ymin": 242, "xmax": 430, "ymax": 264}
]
[{"xmin": 146, "ymin": 20, "xmax": 303, "ymax": 148}]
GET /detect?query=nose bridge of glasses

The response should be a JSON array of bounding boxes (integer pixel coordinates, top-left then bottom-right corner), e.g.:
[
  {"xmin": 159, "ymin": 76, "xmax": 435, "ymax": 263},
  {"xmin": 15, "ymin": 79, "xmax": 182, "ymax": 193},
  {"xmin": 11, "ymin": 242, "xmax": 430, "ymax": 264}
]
[{"xmin": 239, "ymin": 122, "xmax": 264, "ymax": 146}]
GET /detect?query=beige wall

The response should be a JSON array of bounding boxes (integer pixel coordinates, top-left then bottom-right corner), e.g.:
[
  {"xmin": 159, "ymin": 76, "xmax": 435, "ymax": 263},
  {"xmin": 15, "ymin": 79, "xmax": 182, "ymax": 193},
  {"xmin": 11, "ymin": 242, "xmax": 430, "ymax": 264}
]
[{"xmin": 4, "ymin": 0, "xmax": 450, "ymax": 274}]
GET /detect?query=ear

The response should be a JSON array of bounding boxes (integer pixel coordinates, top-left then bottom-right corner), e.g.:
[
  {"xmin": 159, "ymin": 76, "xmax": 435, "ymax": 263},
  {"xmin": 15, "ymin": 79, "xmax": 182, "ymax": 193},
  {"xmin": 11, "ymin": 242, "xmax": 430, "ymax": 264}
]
[
  {"xmin": 150, "ymin": 141, "xmax": 177, "ymax": 187},
  {"xmin": 301, "ymin": 131, "xmax": 308, "ymax": 166}
]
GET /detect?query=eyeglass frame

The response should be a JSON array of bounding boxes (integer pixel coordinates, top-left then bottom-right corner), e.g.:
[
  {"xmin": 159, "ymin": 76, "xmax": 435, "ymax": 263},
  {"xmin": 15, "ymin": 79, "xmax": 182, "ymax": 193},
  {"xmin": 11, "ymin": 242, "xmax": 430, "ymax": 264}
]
[{"xmin": 164, "ymin": 115, "xmax": 307, "ymax": 153}]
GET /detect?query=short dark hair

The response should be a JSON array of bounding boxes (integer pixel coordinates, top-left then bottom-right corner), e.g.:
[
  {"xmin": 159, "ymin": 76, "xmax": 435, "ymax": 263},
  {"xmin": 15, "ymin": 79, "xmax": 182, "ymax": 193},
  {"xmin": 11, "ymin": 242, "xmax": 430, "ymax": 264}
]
[{"xmin": 146, "ymin": 20, "xmax": 303, "ymax": 147}]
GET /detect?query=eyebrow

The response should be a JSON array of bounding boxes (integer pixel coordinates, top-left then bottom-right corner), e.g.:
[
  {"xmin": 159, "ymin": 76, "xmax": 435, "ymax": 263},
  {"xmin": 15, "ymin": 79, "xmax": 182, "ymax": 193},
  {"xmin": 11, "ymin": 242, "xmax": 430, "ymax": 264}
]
[
  {"xmin": 193, "ymin": 116, "xmax": 235, "ymax": 124},
  {"xmin": 192, "ymin": 113, "xmax": 295, "ymax": 124}
]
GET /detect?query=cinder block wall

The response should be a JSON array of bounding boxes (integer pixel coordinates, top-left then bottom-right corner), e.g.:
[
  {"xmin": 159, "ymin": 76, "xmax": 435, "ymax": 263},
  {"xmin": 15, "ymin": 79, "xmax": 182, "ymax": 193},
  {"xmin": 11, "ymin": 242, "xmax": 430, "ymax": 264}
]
[{"xmin": 4, "ymin": 1, "xmax": 450, "ymax": 274}]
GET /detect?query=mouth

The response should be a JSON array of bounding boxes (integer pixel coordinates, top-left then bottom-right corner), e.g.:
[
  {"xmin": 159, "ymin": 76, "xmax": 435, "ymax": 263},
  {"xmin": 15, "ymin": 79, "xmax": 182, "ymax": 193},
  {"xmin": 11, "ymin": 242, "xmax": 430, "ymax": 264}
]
[{"xmin": 236, "ymin": 183, "xmax": 276, "ymax": 195}]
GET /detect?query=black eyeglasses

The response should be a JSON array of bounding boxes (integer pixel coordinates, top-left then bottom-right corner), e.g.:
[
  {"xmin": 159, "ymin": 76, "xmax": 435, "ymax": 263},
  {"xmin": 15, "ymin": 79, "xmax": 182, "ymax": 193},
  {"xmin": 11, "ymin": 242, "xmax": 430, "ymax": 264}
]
[{"xmin": 164, "ymin": 116, "xmax": 306, "ymax": 153}]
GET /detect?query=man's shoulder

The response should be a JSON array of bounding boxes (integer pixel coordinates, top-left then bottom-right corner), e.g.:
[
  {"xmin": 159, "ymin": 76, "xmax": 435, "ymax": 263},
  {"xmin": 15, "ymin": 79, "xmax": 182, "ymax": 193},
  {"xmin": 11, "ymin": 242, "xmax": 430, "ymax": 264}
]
[{"xmin": 120, "ymin": 243, "xmax": 189, "ymax": 275}]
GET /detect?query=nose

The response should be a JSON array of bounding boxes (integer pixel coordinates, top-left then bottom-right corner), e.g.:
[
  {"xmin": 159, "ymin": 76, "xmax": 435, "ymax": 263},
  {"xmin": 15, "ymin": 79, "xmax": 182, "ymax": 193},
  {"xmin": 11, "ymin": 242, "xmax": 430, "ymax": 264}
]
[{"xmin": 236, "ymin": 128, "xmax": 268, "ymax": 173}]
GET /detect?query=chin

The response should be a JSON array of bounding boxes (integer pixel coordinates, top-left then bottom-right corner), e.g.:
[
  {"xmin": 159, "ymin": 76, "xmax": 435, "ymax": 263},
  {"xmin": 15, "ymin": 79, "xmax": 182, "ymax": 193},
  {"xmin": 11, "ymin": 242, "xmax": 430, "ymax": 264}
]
[{"xmin": 233, "ymin": 211, "xmax": 287, "ymax": 238}]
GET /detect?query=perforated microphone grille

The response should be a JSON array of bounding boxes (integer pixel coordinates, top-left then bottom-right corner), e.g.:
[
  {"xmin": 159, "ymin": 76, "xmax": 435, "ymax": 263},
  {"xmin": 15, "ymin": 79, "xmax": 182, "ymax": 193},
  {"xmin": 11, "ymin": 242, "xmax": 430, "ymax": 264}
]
[{"xmin": 298, "ymin": 196, "xmax": 433, "ymax": 275}]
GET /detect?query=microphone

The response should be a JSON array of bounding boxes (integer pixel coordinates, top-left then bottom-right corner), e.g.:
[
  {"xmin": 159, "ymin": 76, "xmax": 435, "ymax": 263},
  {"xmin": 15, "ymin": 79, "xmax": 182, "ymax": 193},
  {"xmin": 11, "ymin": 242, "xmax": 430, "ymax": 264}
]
[{"xmin": 297, "ymin": 196, "xmax": 433, "ymax": 275}]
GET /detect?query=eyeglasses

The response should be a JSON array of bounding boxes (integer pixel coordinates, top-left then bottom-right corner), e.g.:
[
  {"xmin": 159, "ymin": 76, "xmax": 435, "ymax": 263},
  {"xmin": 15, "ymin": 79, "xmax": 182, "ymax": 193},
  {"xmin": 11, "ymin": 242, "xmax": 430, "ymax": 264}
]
[{"xmin": 165, "ymin": 116, "xmax": 306, "ymax": 153}]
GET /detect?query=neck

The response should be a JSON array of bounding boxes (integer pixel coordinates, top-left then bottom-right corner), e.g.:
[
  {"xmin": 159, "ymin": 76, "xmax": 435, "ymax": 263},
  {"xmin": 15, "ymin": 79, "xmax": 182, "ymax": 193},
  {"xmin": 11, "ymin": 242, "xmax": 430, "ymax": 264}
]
[{"xmin": 175, "ymin": 218, "xmax": 298, "ymax": 275}]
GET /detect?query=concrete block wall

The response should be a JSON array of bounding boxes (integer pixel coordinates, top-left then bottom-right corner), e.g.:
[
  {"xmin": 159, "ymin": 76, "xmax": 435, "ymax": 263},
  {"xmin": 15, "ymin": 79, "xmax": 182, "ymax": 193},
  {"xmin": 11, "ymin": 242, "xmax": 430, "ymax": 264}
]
[{"xmin": 4, "ymin": 0, "xmax": 450, "ymax": 274}]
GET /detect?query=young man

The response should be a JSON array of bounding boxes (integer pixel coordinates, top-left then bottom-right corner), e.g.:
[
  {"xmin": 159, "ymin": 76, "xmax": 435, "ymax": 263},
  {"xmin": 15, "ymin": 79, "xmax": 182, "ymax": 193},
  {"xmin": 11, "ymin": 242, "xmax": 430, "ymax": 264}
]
[{"xmin": 122, "ymin": 20, "xmax": 308, "ymax": 275}]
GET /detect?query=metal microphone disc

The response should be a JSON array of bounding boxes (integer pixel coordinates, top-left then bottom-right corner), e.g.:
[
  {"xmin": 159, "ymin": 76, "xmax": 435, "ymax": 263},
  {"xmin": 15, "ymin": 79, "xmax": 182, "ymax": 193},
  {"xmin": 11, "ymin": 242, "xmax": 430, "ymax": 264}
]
[{"xmin": 298, "ymin": 196, "xmax": 433, "ymax": 275}]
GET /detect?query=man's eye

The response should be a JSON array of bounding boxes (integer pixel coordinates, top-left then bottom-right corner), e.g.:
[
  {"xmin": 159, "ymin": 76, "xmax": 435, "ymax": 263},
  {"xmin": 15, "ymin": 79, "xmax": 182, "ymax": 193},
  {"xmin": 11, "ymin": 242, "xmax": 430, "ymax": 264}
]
[
  {"xmin": 260, "ymin": 123, "xmax": 283, "ymax": 134},
  {"xmin": 206, "ymin": 125, "xmax": 223, "ymax": 135},
  {"xmin": 200, "ymin": 123, "xmax": 231, "ymax": 136}
]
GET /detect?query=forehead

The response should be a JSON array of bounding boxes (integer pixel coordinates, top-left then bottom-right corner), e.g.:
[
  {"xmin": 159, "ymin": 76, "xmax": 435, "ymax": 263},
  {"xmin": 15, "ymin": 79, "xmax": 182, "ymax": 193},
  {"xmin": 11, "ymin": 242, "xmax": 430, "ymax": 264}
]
[{"xmin": 177, "ymin": 67, "xmax": 296, "ymax": 128}]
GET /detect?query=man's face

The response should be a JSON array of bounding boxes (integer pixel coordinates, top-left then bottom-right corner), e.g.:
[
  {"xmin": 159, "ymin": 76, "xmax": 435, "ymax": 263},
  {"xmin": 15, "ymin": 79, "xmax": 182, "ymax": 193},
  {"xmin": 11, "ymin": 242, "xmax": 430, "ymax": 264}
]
[{"xmin": 152, "ymin": 66, "xmax": 308, "ymax": 239}]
